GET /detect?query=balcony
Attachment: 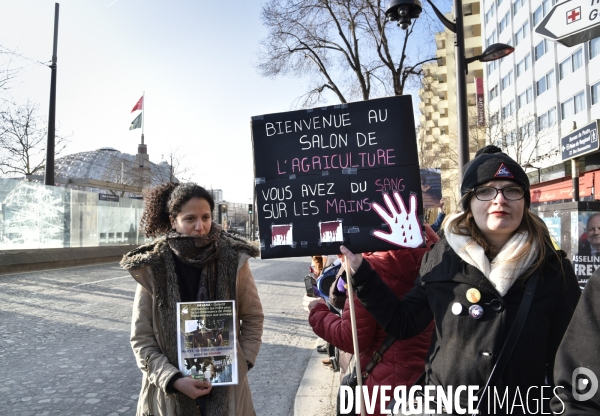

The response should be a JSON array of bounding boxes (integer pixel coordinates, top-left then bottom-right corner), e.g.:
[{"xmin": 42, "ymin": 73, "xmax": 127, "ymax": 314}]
[
  {"xmin": 464, "ymin": 14, "xmax": 481, "ymax": 27},
  {"xmin": 435, "ymin": 65, "xmax": 448, "ymax": 74},
  {"xmin": 464, "ymin": 36, "xmax": 482, "ymax": 49}
]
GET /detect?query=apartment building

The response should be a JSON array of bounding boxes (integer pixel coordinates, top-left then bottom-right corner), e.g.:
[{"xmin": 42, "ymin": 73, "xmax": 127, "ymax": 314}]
[
  {"xmin": 482, "ymin": 0, "xmax": 600, "ymax": 203},
  {"xmin": 418, "ymin": 0, "xmax": 485, "ymax": 210}
]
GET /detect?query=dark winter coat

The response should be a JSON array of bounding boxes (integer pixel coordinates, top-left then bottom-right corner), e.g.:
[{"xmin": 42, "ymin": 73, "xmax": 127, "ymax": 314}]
[
  {"xmin": 309, "ymin": 226, "xmax": 439, "ymax": 415},
  {"xmin": 352, "ymin": 237, "xmax": 581, "ymax": 415},
  {"xmin": 552, "ymin": 269, "xmax": 600, "ymax": 415}
]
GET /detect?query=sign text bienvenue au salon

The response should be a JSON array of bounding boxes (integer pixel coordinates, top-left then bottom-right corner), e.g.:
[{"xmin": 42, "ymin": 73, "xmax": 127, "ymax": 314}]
[{"xmin": 251, "ymin": 96, "xmax": 424, "ymax": 259}]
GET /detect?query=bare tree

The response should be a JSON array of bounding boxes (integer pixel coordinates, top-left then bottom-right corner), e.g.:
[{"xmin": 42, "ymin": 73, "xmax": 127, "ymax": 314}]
[
  {"xmin": 485, "ymin": 107, "xmax": 557, "ymax": 166},
  {"xmin": 0, "ymin": 45, "xmax": 23, "ymax": 96},
  {"xmin": 156, "ymin": 146, "xmax": 194, "ymax": 184},
  {"xmin": 258, "ymin": 0, "xmax": 440, "ymax": 107},
  {"xmin": 0, "ymin": 101, "xmax": 68, "ymax": 177}
]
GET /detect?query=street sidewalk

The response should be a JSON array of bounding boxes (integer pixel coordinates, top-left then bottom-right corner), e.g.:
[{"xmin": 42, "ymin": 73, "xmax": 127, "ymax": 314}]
[{"xmin": 294, "ymin": 338, "xmax": 340, "ymax": 416}]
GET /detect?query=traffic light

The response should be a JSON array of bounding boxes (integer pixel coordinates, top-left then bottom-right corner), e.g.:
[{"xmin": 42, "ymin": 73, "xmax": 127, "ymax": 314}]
[{"xmin": 248, "ymin": 204, "xmax": 253, "ymax": 215}]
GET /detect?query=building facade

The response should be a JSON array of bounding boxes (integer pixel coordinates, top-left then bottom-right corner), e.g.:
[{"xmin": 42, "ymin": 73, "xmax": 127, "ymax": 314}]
[
  {"xmin": 482, "ymin": 0, "xmax": 600, "ymax": 199},
  {"xmin": 418, "ymin": 1, "xmax": 485, "ymax": 211},
  {"xmin": 419, "ymin": 0, "xmax": 600, "ymax": 209}
]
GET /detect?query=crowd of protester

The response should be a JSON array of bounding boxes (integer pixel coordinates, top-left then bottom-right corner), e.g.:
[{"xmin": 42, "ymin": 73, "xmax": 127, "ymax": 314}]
[{"xmin": 305, "ymin": 146, "xmax": 600, "ymax": 415}]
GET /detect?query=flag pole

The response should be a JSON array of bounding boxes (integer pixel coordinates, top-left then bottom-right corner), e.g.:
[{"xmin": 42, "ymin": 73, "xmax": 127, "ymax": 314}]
[
  {"xmin": 344, "ymin": 257, "xmax": 366, "ymax": 416},
  {"xmin": 141, "ymin": 91, "xmax": 145, "ymax": 144}
]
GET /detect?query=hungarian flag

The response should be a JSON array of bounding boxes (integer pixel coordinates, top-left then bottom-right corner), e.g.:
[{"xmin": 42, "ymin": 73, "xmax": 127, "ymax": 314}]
[
  {"xmin": 131, "ymin": 96, "xmax": 143, "ymax": 112},
  {"xmin": 130, "ymin": 112, "xmax": 142, "ymax": 130}
]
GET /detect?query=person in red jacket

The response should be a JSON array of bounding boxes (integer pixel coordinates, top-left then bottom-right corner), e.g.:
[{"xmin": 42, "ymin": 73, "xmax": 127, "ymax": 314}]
[{"xmin": 307, "ymin": 225, "xmax": 438, "ymax": 415}]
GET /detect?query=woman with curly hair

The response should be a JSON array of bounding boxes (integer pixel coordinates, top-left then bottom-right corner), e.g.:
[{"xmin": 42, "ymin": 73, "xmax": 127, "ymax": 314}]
[{"xmin": 121, "ymin": 182, "xmax": 264, "ymax": 416}]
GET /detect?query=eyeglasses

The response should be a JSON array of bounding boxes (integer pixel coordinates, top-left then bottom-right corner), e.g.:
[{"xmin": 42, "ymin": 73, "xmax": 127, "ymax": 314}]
[
  {"xmin": 472, "ymin": 186, "xmax": 526, "ymax": 201},
  {"xmin": 587, "ymin": 227, "xmax": 600, "ymax": 233}
]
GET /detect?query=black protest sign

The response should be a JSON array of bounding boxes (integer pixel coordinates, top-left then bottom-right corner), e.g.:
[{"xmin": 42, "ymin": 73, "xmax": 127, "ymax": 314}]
[{"xmin": 251, "ymin": 95, "xmax": 423, "ymax": 259}]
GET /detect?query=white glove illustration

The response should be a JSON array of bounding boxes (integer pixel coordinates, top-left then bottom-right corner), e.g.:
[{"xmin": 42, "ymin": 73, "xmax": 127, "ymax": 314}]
[{"xmin": 371, "ymin": 191, "xmax": 424, "ymax": 248}]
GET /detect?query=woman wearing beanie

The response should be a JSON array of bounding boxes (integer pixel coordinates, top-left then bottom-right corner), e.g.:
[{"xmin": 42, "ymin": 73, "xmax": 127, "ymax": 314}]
[
  {"xmin": 121, "ymin": 182, "xmax": 264, "ymax": 416},
  {"xmin": 341, "ymin": 146, "xmax": 581, "ymax": 415}
]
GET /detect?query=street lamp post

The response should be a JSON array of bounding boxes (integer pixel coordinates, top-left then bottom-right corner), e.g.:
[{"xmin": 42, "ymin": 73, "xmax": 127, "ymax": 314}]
[
  {"xmin": 522, "ymin": 162, "xmax": 541, "ymax": 184},
  {"xmin": 385, "ymin": 0, "xmax": 514, "ymax": 180}
]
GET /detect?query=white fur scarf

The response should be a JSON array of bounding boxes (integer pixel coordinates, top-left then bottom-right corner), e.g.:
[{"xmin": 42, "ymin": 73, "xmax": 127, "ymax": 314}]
[{"xmin": 444, "ymin": 213, "xmax": 537, "ymax": 296}]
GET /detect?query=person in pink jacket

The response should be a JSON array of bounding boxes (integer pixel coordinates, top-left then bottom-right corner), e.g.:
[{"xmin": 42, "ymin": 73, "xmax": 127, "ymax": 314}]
[{"xmin": 307, "ymin": 226, "xmax": 438, "ymax": 415}]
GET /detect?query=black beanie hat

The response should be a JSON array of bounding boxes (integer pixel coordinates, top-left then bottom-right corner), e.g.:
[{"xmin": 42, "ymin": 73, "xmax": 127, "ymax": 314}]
[{"xmin": 461, "ymin": 145, "xmax": 530, "ymax": 208}]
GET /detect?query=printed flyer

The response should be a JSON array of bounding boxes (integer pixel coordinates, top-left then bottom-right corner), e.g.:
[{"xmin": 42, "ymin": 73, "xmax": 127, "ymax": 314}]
[{"xmin": 176, "ymin": 300, "xmax": 238, "ymax": 385}]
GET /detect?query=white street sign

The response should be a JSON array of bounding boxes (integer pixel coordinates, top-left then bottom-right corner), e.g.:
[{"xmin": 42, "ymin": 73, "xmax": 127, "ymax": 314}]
[{"xmin": 536, "ymin": 0, "xmax": 600, "ymax": 47}]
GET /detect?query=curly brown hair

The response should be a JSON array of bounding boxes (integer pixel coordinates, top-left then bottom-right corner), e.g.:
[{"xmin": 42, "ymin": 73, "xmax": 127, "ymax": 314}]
[{"xmin": 140, "ymin": 182, "xmax": 215, "ymax": 237}]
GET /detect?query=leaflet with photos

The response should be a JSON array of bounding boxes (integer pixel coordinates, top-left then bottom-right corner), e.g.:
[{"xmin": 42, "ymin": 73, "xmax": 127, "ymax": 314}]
[{"xmin": 176, "ymin": 300, "xmax": 238, "ymax": 385}]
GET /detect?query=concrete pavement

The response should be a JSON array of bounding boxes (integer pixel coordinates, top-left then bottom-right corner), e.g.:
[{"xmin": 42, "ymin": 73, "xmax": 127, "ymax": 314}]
[
  {"xmin": 0, "ymin": 257, "xmax": 319, "ymax": 415},
  {"xmin": 294, "ymin": 337, "xmax": 341, "ymax": 416}
]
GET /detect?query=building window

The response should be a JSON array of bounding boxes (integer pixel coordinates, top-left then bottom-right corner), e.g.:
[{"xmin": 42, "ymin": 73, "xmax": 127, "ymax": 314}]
[
  {"xmin": 513, "ymin": 0, "xmax": 525, "ymax": 15},
  {"xmin": 501, "ymin": 71, "xmax": 514, "ymax": 91},
  {"xmin": 538, "ymin": 107, "xmax": 556, "ymax": 130},
  {"xmin": 536, "ymin": 70, "xmax": 554, "ymax": 96},
  {"xmin": 485, "ymin": 3, "xmax": 496, "ymax": 24},
  {"xmin": 535, "ymin": 40, "xmax": 548, "ymax": 60},
  {"xmin": 499, "ymin": 12, "xmax": 511, "ymax": 33},
  {"xmin": 559, "ymin": 48, "xmax": 583, "ymax": 80},
  {"xmin": 533, "ymin": 0, "xmax": 552, "ymax": 27},
  {"xmin": 489, "ymin": 84, "xmax": 499, "ymax": 100},
  {"xmin": 592, "ymin": 81, "xmax": 600, "ymax": 105},
  {"xmin": 591, "ymin": 38, "xmax": 600, "ymax": 59},
  {"xmin": 516, "ymin": 54, "xmax": 531, "ymax": 78},
  {"xmin": 575, "ymin": 91, "xmax": 585, "ymax": 113},
  {"xmin": 520, "ymin": 121, "xmax": 533, "ymax": 140},
  {"xmin": 487, "ymin": 59, "xmax": 498, "ymax": 75},
  {"xmin": 504, "ymin": 131, "xmax": 516, "ymax": 145},
  {"xmin": 518, "ymin": 87, "xmax": 533, "ymax": 108},
  {"xmin": 515, "ymin": 21, "xmax": 530, "ymax": 46},
  {"xmin": 487, "ymin": 30, "xmax": 498, "ymax": 48},
  {"xmin": 502, "ymin": 100, "xmax": 515, "ymax": 118},
  {"xmin": 490, "ymin": 112, "xmax": 499, "ymax": 126},
  {"xmin": 561, "ymin": 92, "xmax": 584, "ymax": 120}
]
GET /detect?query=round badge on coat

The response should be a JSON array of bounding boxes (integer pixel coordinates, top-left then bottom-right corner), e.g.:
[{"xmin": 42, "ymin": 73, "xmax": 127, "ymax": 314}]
[
  {"xmin": 451, "ymin": 302, "xmax": 463, "ymax": 315},
  {"xmin": 466, "ymin": 288, "xmax": 481, "ymax": 303},
  {"xmin": 469, "ymin": 304, "xmax": 484, "ymax": 320}
]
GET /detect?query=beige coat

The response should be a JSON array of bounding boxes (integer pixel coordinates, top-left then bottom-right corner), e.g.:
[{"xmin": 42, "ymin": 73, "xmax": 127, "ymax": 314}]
[{"xmin": 128, "ymin": 252, "xmax": 263, "ymax": 416}]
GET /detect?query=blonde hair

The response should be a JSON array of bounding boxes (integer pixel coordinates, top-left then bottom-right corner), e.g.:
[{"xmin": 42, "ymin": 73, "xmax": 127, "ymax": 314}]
[{"xmin": 447, "ymin": 192, "xmax": 556, "ymax": 277}]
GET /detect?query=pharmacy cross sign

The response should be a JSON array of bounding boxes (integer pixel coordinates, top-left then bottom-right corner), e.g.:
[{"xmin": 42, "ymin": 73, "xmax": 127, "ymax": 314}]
[
  {"xmin": 567, "ymin": 7, "xmax": 581, "ymax": 23},
  {"xmin": 536, "ymin": 0, "xmax": 600, "ymax": 47}
]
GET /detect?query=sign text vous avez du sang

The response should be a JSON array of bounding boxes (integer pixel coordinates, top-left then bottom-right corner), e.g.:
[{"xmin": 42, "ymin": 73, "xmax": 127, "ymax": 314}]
[{"xmin": 251, "ymin": 96, "xmax": 424, "ymax": 259}]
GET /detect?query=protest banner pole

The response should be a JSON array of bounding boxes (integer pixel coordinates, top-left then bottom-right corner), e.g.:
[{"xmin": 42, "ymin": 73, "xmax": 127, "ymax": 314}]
[{"xmin": 344, "ymin": 257, "xmax": 366, "ymax": 416}]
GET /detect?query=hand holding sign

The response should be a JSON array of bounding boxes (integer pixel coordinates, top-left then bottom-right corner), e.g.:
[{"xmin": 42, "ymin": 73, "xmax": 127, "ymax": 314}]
[{"xmin": 372, "ymin": 191, "xmax": 423, "ymax": 248}]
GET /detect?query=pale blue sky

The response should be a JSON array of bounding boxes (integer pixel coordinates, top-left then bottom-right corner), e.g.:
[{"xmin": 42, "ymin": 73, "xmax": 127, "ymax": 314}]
[{"xmin": 1, "ymin": 0, "xmax": 444, "ymax": 201}]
